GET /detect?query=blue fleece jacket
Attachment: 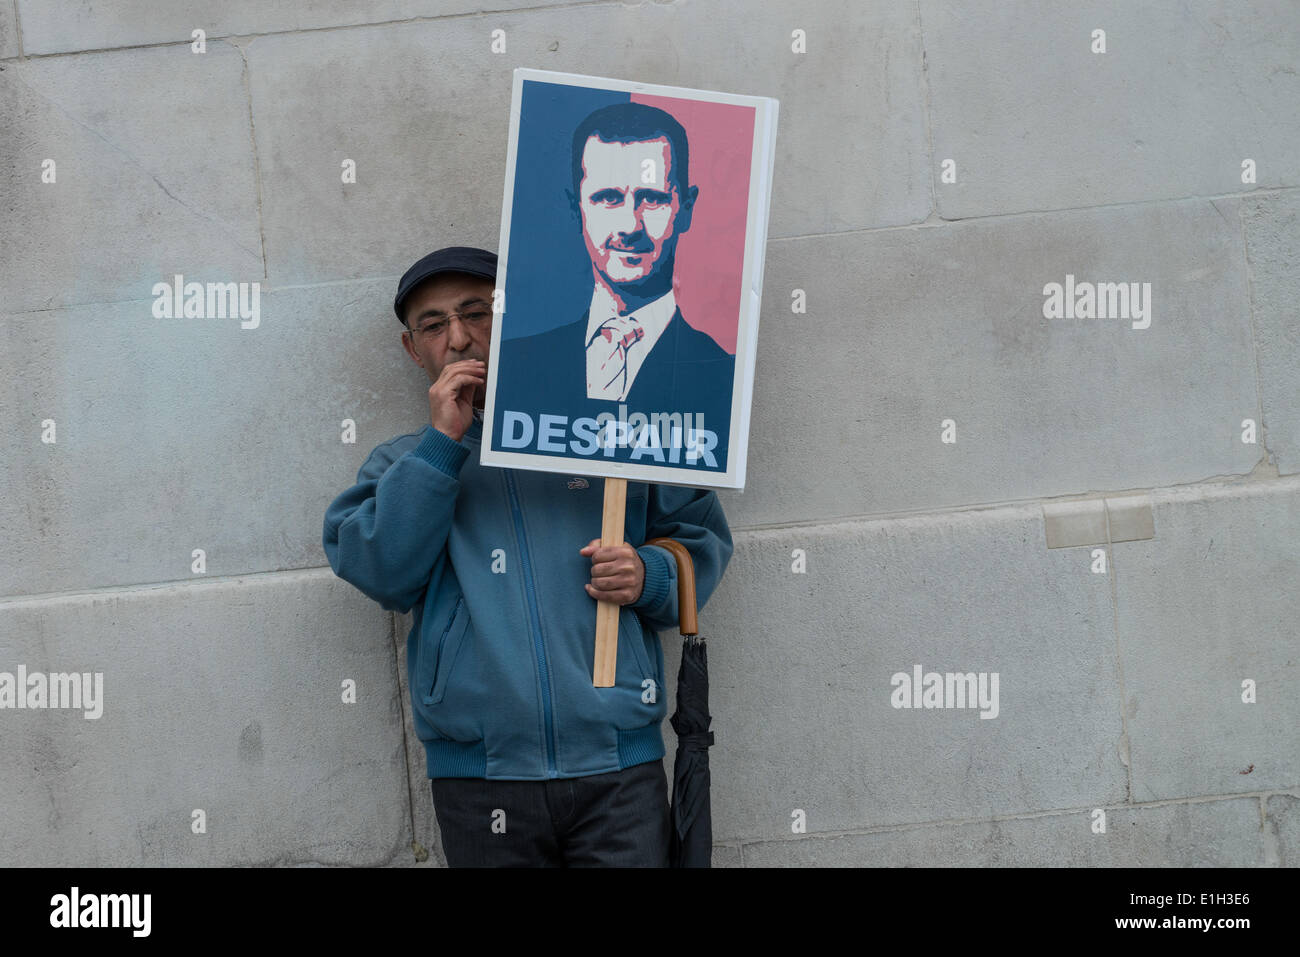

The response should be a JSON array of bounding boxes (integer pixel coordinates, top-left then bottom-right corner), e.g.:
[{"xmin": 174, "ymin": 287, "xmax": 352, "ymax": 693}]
[{"xmin": 322, "ymin": 412, "xmax": 733, "ymax": 780}]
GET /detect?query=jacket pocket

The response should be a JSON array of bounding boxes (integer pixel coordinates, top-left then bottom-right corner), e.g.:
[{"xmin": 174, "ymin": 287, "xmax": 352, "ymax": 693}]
[
  {"xmin": 421, "ymin": 596, "xmax": 469, "ymax": 706},
  {"xmin": 600, "ymin": 604, "xmax": 665, "ymax": 730},
  {"xmin": 618, "ymin": 606, "xmax": 654, "ymax": 677}
]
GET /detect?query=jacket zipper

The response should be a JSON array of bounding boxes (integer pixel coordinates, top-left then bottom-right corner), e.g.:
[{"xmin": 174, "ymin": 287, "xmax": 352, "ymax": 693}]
[{"xmin": 504, "ymin": 470, "xmax": 559, "ymax": 777}]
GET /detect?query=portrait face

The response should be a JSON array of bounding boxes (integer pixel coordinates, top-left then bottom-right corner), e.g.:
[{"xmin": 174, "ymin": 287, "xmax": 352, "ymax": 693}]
[
  {"xmin": 576, "ymin": 135, "xmax": 697, "ymax": 286},
  {"xmin": 401, "ymin": 271, "xmax": 496, "ymax": 407}
]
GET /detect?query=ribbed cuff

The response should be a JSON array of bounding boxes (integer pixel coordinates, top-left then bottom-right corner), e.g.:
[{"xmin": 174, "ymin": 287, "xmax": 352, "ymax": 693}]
[
  {"xmin": 633, "ymin": 544, "xmax": 673, "ymax": 611},
  {"xmin": 411, "ymin": 426, "xmax": 471, "ymax": 477},
  {"xmin": 425, "ymin": 738, "xmax": 488, "ymax": 779},
  {"xmin": 617, "ymin": 723, "xmax": 666, "ymax": 770}
]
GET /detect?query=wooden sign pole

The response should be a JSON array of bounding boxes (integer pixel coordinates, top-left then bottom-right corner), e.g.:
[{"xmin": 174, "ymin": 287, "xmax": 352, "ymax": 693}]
[{"xmin": 592, "ymin": 476, "xmax": 626, "ymax": 687}]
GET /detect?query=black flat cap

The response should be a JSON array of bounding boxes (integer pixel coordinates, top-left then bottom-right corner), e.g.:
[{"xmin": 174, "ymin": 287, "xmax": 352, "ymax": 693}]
[{"xmin": 394, "ymin": 246, "xmax": 498, "ymax": 323}]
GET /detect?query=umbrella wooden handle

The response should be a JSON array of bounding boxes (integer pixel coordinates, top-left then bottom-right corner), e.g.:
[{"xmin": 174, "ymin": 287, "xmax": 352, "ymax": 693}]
[{"xmin": 644, "ymin": 537, "xmax": 698, "ymax": 637}]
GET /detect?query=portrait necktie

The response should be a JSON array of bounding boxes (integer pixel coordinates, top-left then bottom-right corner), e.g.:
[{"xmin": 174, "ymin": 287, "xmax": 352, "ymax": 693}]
[{"xmin": 586, "ymin": 315, "xmax": 645, "ymax": 400}]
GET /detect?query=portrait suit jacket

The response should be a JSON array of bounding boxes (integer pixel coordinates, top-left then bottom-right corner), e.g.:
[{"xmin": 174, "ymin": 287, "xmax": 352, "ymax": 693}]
[{"xmin": 495, "ymin": 306, "xmax": 735, "ymax": 465}]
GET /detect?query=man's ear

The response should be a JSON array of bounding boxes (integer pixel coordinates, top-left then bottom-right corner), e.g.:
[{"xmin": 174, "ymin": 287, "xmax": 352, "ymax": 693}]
[
  {"xmin": 675, "ymin": 184, "xmax": 700, "ymax": 233},
  {"xmin": 564, "ymin": 187, "xmax": 581, "ymax": 221},
  {"xmin": 400, "ymin": 327, "xmax": 422, "ymax": 366}
]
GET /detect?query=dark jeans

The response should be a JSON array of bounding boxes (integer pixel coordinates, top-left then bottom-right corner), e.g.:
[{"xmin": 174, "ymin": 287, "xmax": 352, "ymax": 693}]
[{"xmin": 430, "ymin": 758, "xmax": 670, "ymax": 867}]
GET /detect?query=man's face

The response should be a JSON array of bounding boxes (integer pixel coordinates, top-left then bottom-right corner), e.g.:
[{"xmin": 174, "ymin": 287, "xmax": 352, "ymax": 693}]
[
  {"xmin": 576, "ymin": 135, "xmax": 695, "ymax": 286},
  {"xmin": 400, "ymin": 272, "xmax": 495, "ymax": 407}
]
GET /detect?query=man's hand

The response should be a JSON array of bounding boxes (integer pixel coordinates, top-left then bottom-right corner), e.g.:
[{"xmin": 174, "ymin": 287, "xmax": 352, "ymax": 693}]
[
  {"xmin": 579, "ymin": 540, "xmax": 645, "ymax": 605},
  {"xmin": 428, "ymin": 359, "xmax": 486, "ymax": 442}
]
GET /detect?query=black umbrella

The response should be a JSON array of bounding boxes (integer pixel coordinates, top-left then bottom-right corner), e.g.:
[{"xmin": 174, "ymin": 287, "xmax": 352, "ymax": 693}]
[{"xmin": 646, "ymin": 537, "xmax": 715, "ymax": 868}]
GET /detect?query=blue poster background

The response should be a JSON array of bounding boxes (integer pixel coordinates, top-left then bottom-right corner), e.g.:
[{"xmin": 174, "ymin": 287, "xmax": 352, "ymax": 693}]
[
  {"xmin": 504, "ymin": 81, "xmax": 627, "ymax": 340},
  {"xmin": 492, "ymin": 79, "xmax": 735, "ymax": 475}
]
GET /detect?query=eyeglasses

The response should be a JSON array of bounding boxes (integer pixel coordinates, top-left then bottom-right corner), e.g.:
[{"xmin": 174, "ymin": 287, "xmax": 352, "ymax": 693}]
[{"xmin": 409, "ymin": 307, "xmax": 493, "ymax": 340}]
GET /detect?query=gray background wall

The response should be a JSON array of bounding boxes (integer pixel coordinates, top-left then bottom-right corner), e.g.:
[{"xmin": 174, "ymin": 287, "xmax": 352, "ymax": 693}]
[{"xmin": 2, "ymin": 0, "xmax": 1297, "ymax": 867}]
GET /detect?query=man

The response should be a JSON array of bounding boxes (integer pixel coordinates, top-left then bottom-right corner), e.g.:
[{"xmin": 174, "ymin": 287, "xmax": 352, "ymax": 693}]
[
  {"xmin": 322, "ymin": 246, "xmax": 733, "ymax": 867},
  {"xmin": 493, "ymin": 102, "xmax": 735, "ymax": 472}
]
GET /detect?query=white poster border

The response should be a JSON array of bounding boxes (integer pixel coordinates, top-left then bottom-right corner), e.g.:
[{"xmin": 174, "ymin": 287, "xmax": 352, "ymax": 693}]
[{"xmin": 480, "ymin": 68, "xmax": 778, "ymax": 490}]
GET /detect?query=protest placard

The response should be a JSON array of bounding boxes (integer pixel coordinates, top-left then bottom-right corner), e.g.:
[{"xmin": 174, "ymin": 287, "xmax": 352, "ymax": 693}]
[
  {"xmin": 483, "ymin": 68, "xmax": 778, "ymax": 491},
  {"xmin": 482, "ymin": 68, "xmax": 778, "ymax": 683}
]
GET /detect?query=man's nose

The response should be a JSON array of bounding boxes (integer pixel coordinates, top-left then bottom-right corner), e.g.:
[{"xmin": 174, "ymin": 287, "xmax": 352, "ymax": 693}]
[
  {"xmin": 610, "ymin": 200, "xmax": 643, "ymax": 235},
  {"xmin": 447, "ymin": 315, "xmax": 473, "ymax": 349}
]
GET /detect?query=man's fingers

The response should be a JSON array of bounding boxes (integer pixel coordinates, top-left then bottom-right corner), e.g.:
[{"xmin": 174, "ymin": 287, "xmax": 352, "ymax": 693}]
[
  {"xmin": 588, "ymin": 562, "xmax": 633, "ymax": 583},
  {"xmin": 583, "ymin": 542, "xmax": 641, "ymax": 605},
  {"xmin": 439, "ymin": 371, "xmax": 483, "ymax": 392},
  {"xmin": 586, "ymin": 582, "xmax": 633, "ymax": 603},
  {"xmin": 442, "ymin": 373, "xmax": 484, "ymax": 401},
  {"xmin": 442, "ymin": 359, "xmax": 486, "ymax": 373},
  {"xmin": 438, "ymin": 361, "xmax": 486, "ymax": 383},
  {"xmin": 445, "ymin": 370, "xmax": 485, "ymax": 389},
  {"xmin": 586, "ymin": 580, "xmax": 624, "ymax": 598},
  {"xmin": 590, "ymin": 557, "xmax": 635, "ymax": 578}
]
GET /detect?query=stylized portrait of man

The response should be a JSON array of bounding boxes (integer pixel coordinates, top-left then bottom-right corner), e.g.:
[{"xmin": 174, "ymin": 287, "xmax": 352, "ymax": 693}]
[{"xmin": 494, "ymin": 101, "xmax": 736, "ymax": 468}]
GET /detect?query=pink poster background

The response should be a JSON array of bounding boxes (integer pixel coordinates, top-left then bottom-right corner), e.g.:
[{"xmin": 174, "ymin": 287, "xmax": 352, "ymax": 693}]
[{"xmin": 630, "ymin": 93, "xmax": 755, "ymax": 356}]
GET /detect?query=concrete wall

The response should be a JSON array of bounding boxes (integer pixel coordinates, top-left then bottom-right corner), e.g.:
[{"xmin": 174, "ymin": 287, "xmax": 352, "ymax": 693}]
[{"xmin": 2, "ymin": 0, "xmax": 1296, "ymax": 866}]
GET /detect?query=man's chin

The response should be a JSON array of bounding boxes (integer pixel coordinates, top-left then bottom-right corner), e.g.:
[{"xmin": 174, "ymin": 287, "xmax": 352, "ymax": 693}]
[{"xmin": 601, "ymin": 264, "xmax": 654, "ymax": 285}]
